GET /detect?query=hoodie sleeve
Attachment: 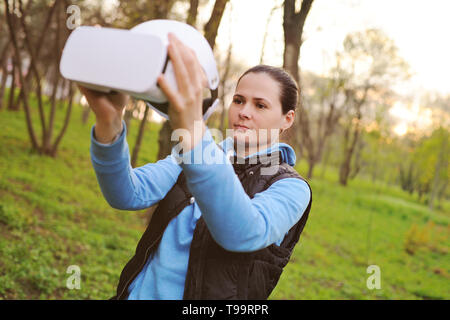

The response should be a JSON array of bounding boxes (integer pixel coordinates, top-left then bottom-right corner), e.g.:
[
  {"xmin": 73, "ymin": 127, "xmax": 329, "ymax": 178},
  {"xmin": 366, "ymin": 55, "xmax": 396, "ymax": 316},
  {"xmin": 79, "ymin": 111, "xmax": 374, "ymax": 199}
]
[
  {"xmin": 172, "ymin": 127, "xmax": 311, "ymax": 252},
  {"xmin": 90, "ymin": 120, "xmax": 182, "ymax": 210}
]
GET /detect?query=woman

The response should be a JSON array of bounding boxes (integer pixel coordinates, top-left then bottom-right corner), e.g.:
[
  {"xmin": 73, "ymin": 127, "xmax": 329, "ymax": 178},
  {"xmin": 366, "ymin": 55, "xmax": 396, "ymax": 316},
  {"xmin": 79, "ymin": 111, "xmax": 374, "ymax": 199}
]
[{"xmin": 80, "ymin": 33, "xmax": 312, "ymax": 300}]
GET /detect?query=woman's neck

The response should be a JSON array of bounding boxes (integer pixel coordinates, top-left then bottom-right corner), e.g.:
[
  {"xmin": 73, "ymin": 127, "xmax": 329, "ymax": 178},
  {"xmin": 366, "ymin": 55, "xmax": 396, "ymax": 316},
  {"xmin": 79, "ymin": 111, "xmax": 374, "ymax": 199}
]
[{"xmin": 234, "ymin": 142, "xmax": 270, "ymax": 158}]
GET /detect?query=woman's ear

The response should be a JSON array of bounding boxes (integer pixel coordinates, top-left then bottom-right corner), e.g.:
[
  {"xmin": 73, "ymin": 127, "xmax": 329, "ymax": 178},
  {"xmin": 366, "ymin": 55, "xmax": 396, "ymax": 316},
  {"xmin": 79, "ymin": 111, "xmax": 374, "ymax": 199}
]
[{"xmin": 282, "ymin": 110, "xmax": 295, "ymax": 131}]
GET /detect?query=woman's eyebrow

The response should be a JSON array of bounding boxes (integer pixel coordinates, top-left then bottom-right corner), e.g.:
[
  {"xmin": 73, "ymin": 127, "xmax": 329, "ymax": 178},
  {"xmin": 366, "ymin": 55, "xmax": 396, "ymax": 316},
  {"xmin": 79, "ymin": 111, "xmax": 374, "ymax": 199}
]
[{"xmin": 233, "ymin": 93, "xmax": 272, "ymax": 105}]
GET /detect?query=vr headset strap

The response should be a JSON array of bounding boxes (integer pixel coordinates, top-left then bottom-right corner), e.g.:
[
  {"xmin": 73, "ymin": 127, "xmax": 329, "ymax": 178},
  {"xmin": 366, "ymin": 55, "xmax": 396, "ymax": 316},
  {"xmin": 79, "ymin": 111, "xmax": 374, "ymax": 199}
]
[{"xmin": 146, "ymin": 53, "xmax": 219, "ymax": 121}]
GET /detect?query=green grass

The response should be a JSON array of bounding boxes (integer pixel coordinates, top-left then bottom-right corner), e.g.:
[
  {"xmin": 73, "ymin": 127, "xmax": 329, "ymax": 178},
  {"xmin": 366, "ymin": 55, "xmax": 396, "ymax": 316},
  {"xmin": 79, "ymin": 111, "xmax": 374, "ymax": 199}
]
[
  {"xmin": 0, "ymin": 91, "xmax": 449, "ymax": 299},
  {"xmin": 0, "ymin": 93, "xmax": 161, "ymax": 299},
  {"xmin": 270, "ymin": 161, "xmax": 449, "ymax": 299}
]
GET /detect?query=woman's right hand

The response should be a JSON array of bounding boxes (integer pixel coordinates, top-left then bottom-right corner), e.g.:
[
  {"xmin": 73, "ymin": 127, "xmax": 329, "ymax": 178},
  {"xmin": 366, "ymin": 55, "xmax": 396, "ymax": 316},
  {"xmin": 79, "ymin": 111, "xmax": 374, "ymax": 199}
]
[{"xmin": 78, "ymin": 84, "xmax": 129, "ymax": 143}]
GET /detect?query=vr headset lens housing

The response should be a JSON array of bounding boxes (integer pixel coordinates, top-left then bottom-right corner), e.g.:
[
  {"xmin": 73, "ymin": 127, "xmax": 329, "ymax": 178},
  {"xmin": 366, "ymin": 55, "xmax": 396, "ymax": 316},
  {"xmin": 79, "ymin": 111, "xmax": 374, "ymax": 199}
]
[{"xmin": 60, "ymin": 19, "xmax": 220, "ymax": 120}]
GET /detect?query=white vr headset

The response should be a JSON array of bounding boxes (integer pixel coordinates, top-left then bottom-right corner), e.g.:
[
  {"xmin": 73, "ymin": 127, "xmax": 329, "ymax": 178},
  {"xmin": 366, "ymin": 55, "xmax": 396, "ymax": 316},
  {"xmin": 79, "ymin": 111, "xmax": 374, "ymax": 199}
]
[{"xmin": 60, "ymin": 19, "xmax": 220, "ymax": 120}]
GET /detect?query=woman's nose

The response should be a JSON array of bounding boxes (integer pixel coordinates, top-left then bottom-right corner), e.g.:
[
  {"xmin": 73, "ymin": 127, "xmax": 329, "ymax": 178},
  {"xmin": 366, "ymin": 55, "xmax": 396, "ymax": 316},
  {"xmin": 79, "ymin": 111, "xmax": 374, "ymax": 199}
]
[{"xmin": 238, "ymin": 102, "xmax": 252, "ymax": 120}]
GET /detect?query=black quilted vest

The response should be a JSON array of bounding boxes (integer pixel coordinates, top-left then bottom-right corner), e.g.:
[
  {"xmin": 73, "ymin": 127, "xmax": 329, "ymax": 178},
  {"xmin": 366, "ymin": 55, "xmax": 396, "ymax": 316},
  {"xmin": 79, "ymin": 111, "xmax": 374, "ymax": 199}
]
[{"xmin": 111, "ymin": 150, "xmax": 312, "ymax": 300}]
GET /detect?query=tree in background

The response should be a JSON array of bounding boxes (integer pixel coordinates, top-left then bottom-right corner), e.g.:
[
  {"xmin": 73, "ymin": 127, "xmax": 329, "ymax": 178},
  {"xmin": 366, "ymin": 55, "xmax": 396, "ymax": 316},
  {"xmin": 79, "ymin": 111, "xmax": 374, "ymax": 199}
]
[
  {"xmin": 186, "ymin": 0, "xmax": 200, "ymax": 26},
  {"xmin": 421, "ymin": 92, "xmax": 450, "ymax": 130},
  {"xmin": 203, "ymin": 0, "xmax": 228, "ymax": 51},
  {"xmin": 207, "ymin": 1, "xmax": 246, "ymax": 136},
  {"xmin": 0, "ymin": 0, "xmax": 24, "ymax": 111},
  {"xmin": 300, "ymin": 71, "xmax": 345, "ymax": 179},
  {"xmin": 3, "ymin": 0, "xmax": 76, "ymax": 156},
  {"xmin": 334, "ymin": 29, "xmax": 410, "ymax": 186},
  {"xmin": 116, "ymin": 0, "xmax": 178, "ymax": 28},
  {"xmin": 282, "ymin": 0, "xmax": 314, "ymax": 154},
  {"xmin": 0, "ymin": 39, "xmax": 11, "ymax": 110},
  {"xmin": 412, "ymin": 127, "xmax": 449, "ymax": 210}
]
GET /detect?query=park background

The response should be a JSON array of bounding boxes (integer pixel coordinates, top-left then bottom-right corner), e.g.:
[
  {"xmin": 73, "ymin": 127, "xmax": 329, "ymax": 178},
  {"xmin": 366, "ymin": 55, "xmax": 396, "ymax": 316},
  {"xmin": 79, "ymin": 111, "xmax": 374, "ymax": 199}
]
[{"xmin": 0, "ymin": 0, "xmax": 448, "ymax": 299}]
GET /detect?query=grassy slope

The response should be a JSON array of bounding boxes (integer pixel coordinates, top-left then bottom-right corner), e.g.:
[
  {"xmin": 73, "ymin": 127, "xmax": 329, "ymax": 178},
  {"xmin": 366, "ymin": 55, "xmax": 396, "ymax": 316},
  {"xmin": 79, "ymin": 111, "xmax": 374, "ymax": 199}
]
[
  {"xmin": 0, "ymin": 99, "xmax": 161, "ymax": 299},
  {"xmin": 271, "ymin": 155, "xmax": 450, "ymax": 300},
  {"xmin": 0, "ymin": 97, "xmax": 449, "ymax": 299}
]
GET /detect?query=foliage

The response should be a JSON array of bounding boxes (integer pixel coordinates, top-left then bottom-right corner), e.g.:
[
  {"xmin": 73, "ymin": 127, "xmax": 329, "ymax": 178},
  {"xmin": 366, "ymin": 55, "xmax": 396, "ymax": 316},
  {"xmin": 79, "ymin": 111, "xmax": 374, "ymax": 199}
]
[
  {"xmin": 411, "ymin": 127, "xmax": 449, "ymax": 204},
  {"xmin": 404, "ymin": 222, "xmax": 433, "ymax": 255}
]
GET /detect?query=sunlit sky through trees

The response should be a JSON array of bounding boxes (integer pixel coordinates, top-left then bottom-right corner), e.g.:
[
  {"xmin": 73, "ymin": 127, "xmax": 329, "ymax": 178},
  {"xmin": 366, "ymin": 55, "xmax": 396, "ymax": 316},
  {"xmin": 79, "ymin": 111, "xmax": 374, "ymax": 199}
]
[{"xmin": 102, "ymin": 0, "xmax": 450, "ymax": 136}]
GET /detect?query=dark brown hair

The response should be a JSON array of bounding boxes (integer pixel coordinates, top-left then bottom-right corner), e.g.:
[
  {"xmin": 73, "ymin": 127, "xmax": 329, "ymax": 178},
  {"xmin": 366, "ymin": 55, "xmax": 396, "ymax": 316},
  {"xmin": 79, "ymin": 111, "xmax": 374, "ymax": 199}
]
[{"xmin": 237, "ymin": 65, "xmax": 299, "ymax": 115}]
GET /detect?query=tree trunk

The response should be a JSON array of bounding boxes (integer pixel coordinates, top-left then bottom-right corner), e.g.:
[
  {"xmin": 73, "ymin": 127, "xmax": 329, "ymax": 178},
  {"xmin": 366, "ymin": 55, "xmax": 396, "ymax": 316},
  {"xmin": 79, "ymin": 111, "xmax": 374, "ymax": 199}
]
[
  {"xmin": 81, "ymin": 106, "xmax": 91, "ymax": 125},
  {"xmin": 219, "ymin": 41, "xmax": 232, "ymax": 135},
  {"xmin": 282, "ymin": 0, "xmax": 314, "ymax": 160},
  {"xmin": 14, "ymin": 0, "xmax": 55, "ymax": 108},
  {"xmin": 131, "ymin": 104, "xmax": 150, "ymax": 168},
  {"xmin": 0, "ymin": 41, "xmax": 11, "ymax": 73},
  {"xmin": 186, "ymin": 0, "xmax": 199, "ymax": 26},
  {"xmin": 319, "ymin": 139, "xmax": 331, "ymax": 179},
  {"xmin": 339, "ymin": 119, "xmax": 361, "ymax": 186},
  {"xmin": 4, "ymin": 0, "xmax": 39, "ymax": 150},
  {"xmin": 204, "ymin": 0, "xmax": 229, "ymax": 50},
  {"xmin": 336, "ymin": 84, "xmax": 366, "ymax": 185},
  {"xmin": 282, "ymin": 0, "xmax": 313, "ymax": 83},
  {"xmin": 0, "ymin": 60, "xmax": 8, "ymax": 109},
  {"xmin": 7, "ymin": 57, "xmax": 17, "ymax": 110},
  {"xmin": 151, "ymin": 0, "xmax": 177, "ymax": 19},
  {"xmin": 436, "ymin": 179, "xmax": 448, "ymax": 210},
  {"xmin": 307, "ymin": 162, "xmax": 315, "ymax": 180},
  {"xmin": 428, "ymin": 135, "xmax": 447, "ymax": 211},
  {"xmin": 371, "ymin": 159, "xmax": 378, "ymax": 183},
  {"xmin": 157, "ymin": 120, "xmax": 176, "ymax": 160},
  {"xmin": 50, "ymin": 82, "xmax": 75, "ymax": 157},
  {"xmin": 0, "ymin": 41, "xmax": 11, "ymax": 109},
  {"xmin": 349, "ymin": 138, "xmax": 364, "ymax": 180},
  {"xmin": 260, "ymin": 3, "xmax": 280, "ymax": 64},
  {"xmin": 313, "ymin": 100, "xmax": 341, "ymax": 178},
  {"xmin": 18, "ymin": 0, "xmax": 50, "ymax": 147},
  {"xmin": 124, "ymin": 99, "xmax": 137, "ymax": 135},
  {"xmin": 45, "ymin": 72, "xmax": 62, "ymax": 152},
  {"xmin": 339, "ymin": 149, "xmax": 352, "ymax": 186},
  {"xmin": 44, "ymin": 1, "xmax": 66, "ymax": 155}
]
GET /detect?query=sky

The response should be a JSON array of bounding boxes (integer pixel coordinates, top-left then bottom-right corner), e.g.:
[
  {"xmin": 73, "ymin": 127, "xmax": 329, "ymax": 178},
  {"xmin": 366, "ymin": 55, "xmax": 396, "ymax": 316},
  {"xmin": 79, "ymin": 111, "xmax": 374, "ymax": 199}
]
[
  {"xmin": 102, "ymin": 0, "xmax": 449, "ymax": 132},
  {"xmin": 200, "ymin": 0, "xmax": 450, "ymax": 135},
  {"xmin": 208, "ymin": 0, "xmax": 450, "ymax": 96},
  {"xmin": 102, "ymin": 0, "xmax": 450, "ymax": 95}
]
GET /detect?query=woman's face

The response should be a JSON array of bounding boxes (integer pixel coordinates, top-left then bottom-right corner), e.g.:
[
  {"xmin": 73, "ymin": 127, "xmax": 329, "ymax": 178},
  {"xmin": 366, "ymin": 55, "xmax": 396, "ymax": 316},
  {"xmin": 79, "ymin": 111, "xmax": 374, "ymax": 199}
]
[{"xmin": 228, "ymin": 72, "xmax": 294, "ymax": 152}]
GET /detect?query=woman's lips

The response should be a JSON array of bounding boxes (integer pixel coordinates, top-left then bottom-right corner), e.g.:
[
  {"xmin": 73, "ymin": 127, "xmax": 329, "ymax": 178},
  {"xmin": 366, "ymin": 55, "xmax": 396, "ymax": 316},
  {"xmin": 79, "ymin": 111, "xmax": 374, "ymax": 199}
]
[{"xmin": 234, "ymin": 124, "xmax": 249, "ymax": 130}]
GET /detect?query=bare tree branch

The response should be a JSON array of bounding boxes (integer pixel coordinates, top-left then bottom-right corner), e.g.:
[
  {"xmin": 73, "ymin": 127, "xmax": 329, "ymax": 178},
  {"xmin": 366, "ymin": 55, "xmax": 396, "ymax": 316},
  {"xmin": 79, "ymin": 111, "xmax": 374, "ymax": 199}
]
[
  {"xmin": 3, "ymin": 0, "xmax": 39, "ymax": 150},
  {"xmin": 204, "ymin": 0, "xmax": 229, "ymax": 50}
]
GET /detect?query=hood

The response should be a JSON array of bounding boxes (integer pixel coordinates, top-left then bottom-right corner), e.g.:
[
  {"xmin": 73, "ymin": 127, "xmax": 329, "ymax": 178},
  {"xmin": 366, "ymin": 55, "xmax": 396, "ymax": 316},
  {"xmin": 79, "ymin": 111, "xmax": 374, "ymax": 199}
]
[{"xmin": 219, "ymin": 137, "xmax": 297, "ymax": 167}]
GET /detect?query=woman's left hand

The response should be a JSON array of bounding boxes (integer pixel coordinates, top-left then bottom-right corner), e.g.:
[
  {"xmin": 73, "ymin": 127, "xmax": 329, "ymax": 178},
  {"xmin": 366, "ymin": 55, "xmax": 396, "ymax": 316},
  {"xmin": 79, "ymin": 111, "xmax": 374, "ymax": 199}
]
[{"xmin": 157, "ymin": 32, "xmax": 208, "ymax": 152}]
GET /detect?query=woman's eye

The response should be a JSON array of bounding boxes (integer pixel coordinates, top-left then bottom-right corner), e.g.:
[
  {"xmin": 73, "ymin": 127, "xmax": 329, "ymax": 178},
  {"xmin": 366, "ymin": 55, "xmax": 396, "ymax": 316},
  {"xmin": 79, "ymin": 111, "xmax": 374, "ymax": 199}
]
[
  {"xmin": 257, "ymin": 103, "xmax": 266, "ymax": 109},
  {"xmin": 233, "ymin": 98, "xmax": 242, "ymax": 104}
]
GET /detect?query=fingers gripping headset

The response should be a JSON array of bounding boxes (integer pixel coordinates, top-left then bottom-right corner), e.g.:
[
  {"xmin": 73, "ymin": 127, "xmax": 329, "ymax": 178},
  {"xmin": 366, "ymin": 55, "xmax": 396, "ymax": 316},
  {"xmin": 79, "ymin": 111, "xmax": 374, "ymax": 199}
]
[{"xmin": 60, "ymin": 19, "xmax": 220, "ymax": 121}]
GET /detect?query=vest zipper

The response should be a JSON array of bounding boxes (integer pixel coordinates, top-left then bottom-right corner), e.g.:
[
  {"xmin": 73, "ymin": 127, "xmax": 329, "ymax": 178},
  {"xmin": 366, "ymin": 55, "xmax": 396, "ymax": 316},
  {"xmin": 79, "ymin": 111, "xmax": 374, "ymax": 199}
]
[{"xmin": 117, "ymin": 197, "xmax": 193, "ymax": 299}]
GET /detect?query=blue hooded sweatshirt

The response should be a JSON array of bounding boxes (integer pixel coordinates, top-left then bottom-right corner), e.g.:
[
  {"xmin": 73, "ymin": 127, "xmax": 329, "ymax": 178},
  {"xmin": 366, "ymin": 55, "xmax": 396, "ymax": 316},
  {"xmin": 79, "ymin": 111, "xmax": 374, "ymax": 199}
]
[{"xmin": 90, "ymin": 120, "xmax": 311, "ymax": 300}]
